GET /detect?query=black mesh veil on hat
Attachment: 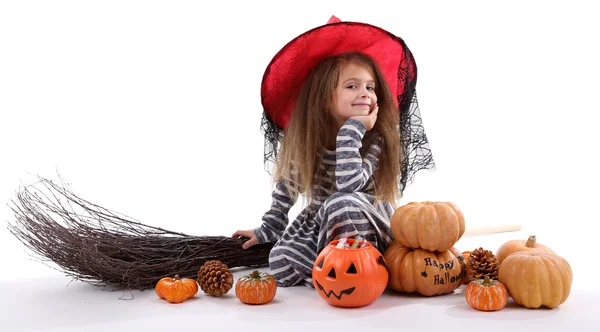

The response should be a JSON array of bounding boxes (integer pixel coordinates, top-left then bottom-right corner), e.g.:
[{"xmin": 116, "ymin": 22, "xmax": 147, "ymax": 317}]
[{"xmin": 259, "ymin": 17, "xmax": 435, "ymax": 195}]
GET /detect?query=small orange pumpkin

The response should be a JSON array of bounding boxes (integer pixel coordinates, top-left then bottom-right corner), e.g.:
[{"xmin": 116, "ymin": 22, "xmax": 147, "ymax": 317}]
[
  {"xmin": 460, "ymin": 250, "xmax": 475, "ymax": 284},
  {"xmin": 465, "ymin": 276, "xmax": 508, "ymax": 311},
  {"xmin": 384, "ymin": 241, "xmax": 464, "ymax": 296},
  {"xmin": 390, "ymin": 201, "xmax": 465, "ymax": 252},
  {"xmin": 235, "ymin": 270, "xmax": 277, "ymax": 305},
  {"xmin": 449, "ymin": 248, "xmax": 470, "ymax": 284},
  {"xmin": 496, "ymin": 235, "xmax": 554, "ymax": 266},
  {"xmin": 155, "ymin": 274, "xmax": 198, "ymax": 303},
  {"xmin": 312, "ymin": 238, "xmax": 388, "ymax": 308}
]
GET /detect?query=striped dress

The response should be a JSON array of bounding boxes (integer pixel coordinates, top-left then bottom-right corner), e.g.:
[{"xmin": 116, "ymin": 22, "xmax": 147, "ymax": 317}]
[{"xmin": 253, "ymin": 118, "xmax": 396, "ymax": 287}]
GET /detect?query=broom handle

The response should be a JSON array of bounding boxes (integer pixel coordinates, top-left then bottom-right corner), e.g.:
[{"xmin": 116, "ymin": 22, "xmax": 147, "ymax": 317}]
[{"xmin": 463, "ymin": 223, "xmax": 522, "ymax": 237}]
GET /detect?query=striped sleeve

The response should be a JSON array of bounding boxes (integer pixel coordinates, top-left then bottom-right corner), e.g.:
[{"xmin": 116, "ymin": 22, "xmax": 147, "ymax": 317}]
[
  {"xmin": 335, "ymin": 118, "xmax": 383, "ymax": 193},
  {"xmin": 253, "ymin": 177, "xmax": 299, "ymax": 244}
]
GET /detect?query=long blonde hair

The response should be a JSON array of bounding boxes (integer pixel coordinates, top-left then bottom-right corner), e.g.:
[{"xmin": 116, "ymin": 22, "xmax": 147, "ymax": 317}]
[{"xmin": 275, "ymin": 52, "xmax": 401, "ymax": 206}]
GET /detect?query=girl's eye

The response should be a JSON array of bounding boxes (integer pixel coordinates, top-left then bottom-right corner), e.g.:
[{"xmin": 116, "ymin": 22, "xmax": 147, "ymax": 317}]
[{"xmin": 346, "ymin": 84, "xmax": 375, "ymax": 91}]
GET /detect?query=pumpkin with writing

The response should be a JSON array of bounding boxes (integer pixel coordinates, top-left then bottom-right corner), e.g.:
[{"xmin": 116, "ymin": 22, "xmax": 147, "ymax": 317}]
[
  {"xmin": 384, "ymin": 241, "xmax": 464, "ymax": 296},
  {"xmin": 312, "ymin": 238, "xmax": 389, "ymax": 308},
  {"xmin": 496, "ymin": 235, "xmax": 554, "ymax": 266},
  {"xmin": 498, "ymin": 252, "xmax": 572, "ymax": 309},
  {"xmin": 390, "ymin": 201, "xmax": 465, "ymax": 252}
]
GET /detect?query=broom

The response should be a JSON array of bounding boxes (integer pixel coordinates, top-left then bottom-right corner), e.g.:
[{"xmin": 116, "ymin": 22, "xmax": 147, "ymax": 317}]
[{"xmin": 7, "ymin": 176, "xmax": 273, "ymax": 291}]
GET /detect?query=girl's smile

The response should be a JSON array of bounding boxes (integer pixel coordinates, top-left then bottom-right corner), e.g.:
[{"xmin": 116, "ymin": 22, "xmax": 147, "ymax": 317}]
[{"xmin": 330, "ymin": 62, "xmax": 378, "ymax": 128}]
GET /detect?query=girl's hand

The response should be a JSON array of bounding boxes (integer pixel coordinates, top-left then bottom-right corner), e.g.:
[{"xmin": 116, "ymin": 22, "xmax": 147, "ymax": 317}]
[
  {"xmin": 232, "ymin": 229, "xmax": 258, "ymax": 249},
  {"xmin": 351, "ymin": 103, "xmax": 378, "ymax": 131}
]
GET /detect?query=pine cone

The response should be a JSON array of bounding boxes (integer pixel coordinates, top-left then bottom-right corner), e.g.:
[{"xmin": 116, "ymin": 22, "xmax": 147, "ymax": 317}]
[
  {"xmin": 197, "ymin": 260, "xmax": 234, "ymax": 297},
  {"xmin": 466, "ymin": 247, "xmax": 499, "ymax": 280}
]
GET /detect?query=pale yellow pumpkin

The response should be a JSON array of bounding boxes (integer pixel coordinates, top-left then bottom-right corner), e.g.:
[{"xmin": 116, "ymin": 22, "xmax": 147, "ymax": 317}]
[
  {"xmin": 498, "ymin": 252, "xmax": 572, "ymax": 309},
  {"xmin": 384, "ymin": 241, "xmax": 464, "ymax": 296},
  {"xmin": 390, "ymin": 201, "xmax": 465, "ymax": 252},
  {"xmin": 496, "ymin": 235, "xmax": 554, "ymax": 266}
]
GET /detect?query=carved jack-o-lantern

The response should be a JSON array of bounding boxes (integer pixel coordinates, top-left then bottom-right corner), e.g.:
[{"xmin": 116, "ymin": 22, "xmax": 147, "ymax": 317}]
[{"xmin": 312, "ymin": 238, "xmax": 389, "ymax": 308}]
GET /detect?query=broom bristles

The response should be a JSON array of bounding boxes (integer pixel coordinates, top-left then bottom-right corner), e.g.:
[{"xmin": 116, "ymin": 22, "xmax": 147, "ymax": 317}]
[{"xmin": 7, "ymin": 176, "xmax": 273, "ymax": 290}]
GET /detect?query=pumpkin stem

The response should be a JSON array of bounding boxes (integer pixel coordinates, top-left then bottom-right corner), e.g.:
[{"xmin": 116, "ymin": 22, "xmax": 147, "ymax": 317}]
[
  {"xmin": 482, "ymin": 276, "xmax": 491, "ymax": 286},
  {"xmin": 174, "ymin": 274, "xmax": 180, "ymax": 280},
  {"xmin": 525, "ymin": 235, "xmax": 537, "ymax": 248},
  {"xmin": 250, "ymin": 270, "xmax": 261, "ymax": 279}
]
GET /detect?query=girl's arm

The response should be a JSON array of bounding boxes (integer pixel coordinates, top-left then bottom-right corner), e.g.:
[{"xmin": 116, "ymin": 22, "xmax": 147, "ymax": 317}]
[
  {"xmin": 253, "ymin": 178, "xmax": 299, "ymax": 244},
  {"xmin": 335, "ymin": 118, "xmax": 382, "ymax": 193}
]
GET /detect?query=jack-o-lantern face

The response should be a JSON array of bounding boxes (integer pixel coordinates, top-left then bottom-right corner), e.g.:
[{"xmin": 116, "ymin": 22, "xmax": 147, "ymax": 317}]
[
  {"xmin": 314, "ymin": 259, "xmax": 359, "ymax": 300},
  {"xmin": 312, "ymin": 239, "xmax": 389, "ymax": 308}
]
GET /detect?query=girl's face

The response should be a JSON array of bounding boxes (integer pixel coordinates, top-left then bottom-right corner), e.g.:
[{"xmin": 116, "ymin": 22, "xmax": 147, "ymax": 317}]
[{"xmin": 330, "ymin": 62, "xmax": 378, "ymax": 128}]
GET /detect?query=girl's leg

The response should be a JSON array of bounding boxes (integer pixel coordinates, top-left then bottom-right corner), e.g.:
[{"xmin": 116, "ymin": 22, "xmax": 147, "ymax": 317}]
[
  {"xmin": 268, "ymin": 192, "xmax": 395, "ymax": 288},
  {"xmin": 268, "ymin": 210, "xmax": 320, "ymax": 288},
  {"xmin": 316, "ymin": 192, "xmax": 395, "ymax": 255}
]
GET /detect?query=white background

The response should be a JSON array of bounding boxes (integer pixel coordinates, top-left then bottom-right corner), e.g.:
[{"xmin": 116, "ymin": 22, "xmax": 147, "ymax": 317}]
[{"xmin": 1, "ymin": 0, "xmax": 599, "ymax": 286}]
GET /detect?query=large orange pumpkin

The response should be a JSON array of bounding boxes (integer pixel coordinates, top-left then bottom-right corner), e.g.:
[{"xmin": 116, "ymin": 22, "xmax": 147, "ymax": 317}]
[
  {"xmin": 498, "ymin": 252, "xmax": 572, "ymax": 309},
  {"xmin": 384, "ymin": 241, "xmax": 464, "ymax": 296},
  {"xmin": 155, "ymin": 275, "xmax": 198, "ymax": 304},
  {"xmin": 496, "ymin": 235, "xmax": 554, "ymax": 266},
  {"xmin": 390, "ymin": 201, "xmax": 465, "ymax": 252},
  {"xmin": 312, "ymin": 238, "xmax": 389, "ymax": 308}
]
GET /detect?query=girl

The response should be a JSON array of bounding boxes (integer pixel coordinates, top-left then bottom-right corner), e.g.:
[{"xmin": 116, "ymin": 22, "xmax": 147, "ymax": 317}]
[{"xmin": 233, "ymin": 16, "xmax": 435, "ymax": 287}]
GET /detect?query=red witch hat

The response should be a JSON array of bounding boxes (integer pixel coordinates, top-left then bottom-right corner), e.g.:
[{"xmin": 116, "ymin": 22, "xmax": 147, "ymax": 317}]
[
  {"xmin": 261, "ymin": 15, "xmax": 417, "ymax": 129},
  {"xmin": 260, "ymin": 15, "xmax": 434, "ymax": 193}
]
